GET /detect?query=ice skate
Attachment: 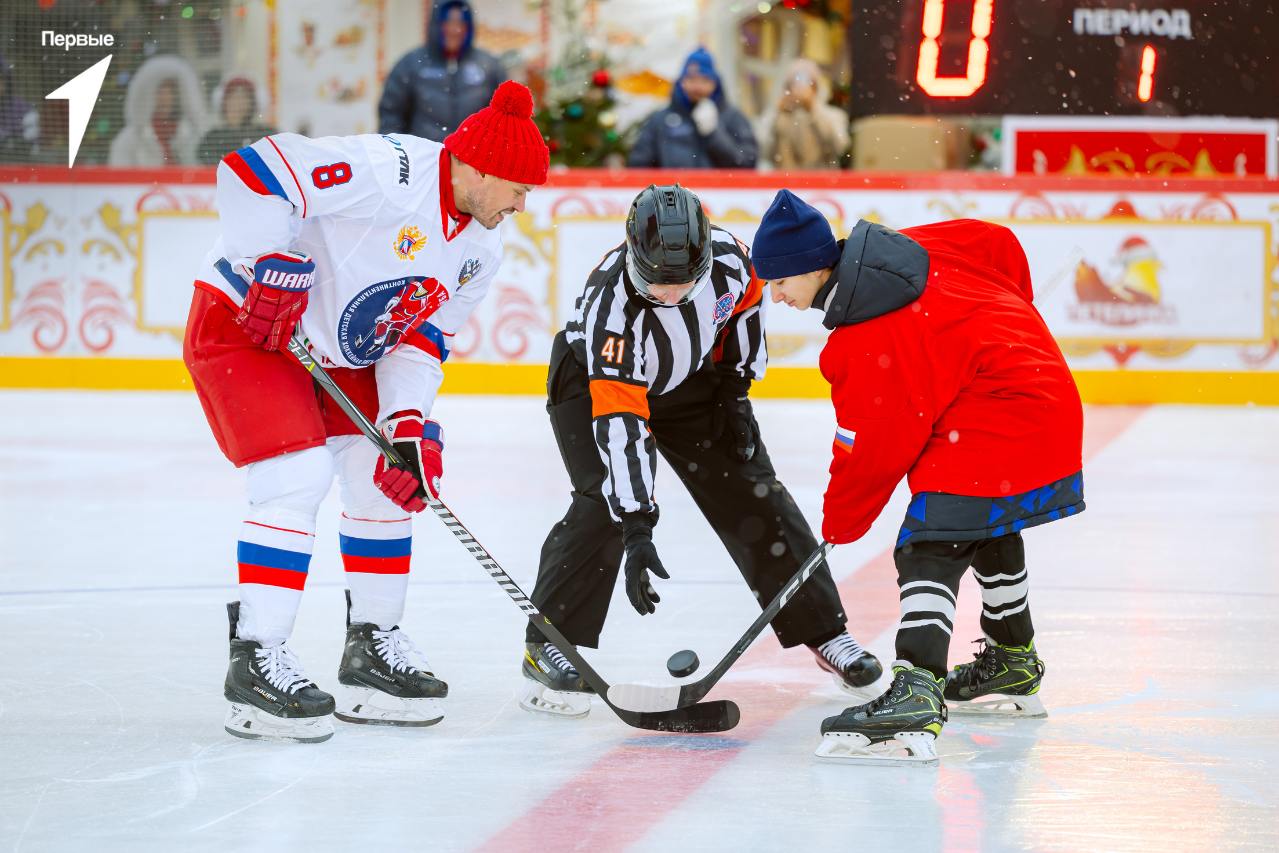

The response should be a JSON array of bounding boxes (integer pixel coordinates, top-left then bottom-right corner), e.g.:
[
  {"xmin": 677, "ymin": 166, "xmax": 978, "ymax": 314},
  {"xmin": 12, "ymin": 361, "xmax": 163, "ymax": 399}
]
[
  {"xmin": 223, "ymin": 602, "xmax": 335, "ymax": 743},
  {"xmin": 809, "ymin": 631, "xmax": 884, "ymax": 700},
  {"xmin": 944, "ymin": 638, "xmax": 1046, "ymax": 718},
  {"xmin": 519, "ymin": 642, "xmax": 594, "ymax": 718},
  {"xmin": 815, "ymin": 667, "xmax": 946, "ymax": 766},
  {"xmin": 335, "ymin": 599, "xmax": 448, "ymax": 727}
]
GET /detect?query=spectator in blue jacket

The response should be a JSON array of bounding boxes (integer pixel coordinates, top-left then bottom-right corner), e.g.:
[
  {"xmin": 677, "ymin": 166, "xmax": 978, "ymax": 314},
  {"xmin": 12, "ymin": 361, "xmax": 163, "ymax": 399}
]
[
  {"xmin": 627, "ymin": 47, "xmax": 757, "ymax": 169},
  {"xmin": 378, "ymin": 0, "xmax": 507, "ymax": 142}
]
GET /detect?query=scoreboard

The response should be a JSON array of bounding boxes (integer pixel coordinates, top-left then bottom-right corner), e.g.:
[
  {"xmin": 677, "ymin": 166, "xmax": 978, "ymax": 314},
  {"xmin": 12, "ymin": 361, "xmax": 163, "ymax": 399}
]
[{"xmin": 847, "ymin": 0, "xmax": 1279, "ymax": 117}]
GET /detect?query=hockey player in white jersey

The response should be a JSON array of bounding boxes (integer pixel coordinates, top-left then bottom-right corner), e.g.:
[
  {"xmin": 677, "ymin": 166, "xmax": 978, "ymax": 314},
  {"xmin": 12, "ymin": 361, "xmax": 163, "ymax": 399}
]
[{"xmin": 183, "ymin": 82, "xmax": 549, "ymax": 742}]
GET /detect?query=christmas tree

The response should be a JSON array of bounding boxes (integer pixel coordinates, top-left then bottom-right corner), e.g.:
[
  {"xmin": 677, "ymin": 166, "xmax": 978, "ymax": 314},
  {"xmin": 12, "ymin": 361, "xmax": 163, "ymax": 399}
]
[{"xmin": 532, "ymin": 0, "xmax": 631, "ymax": 168}]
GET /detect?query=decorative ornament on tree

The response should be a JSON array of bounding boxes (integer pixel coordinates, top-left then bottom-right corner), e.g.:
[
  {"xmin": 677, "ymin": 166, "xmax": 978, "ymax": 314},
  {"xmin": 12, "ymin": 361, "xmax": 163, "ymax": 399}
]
[{"xmin": 531, "ymin": 0, "xmax": 635, "ymax": 167}]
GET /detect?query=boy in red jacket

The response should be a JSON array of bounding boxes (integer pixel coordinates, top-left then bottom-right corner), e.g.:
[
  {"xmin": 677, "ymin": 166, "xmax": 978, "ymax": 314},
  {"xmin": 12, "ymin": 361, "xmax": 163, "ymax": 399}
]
[{"xmin": 752, "ymin": 190, "xmax": 1084, "ymax": 765}]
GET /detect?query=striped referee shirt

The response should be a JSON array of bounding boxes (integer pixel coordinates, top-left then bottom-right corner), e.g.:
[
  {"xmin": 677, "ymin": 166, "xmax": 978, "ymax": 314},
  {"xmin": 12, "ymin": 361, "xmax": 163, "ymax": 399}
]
[{"xmin": 565, "ymin": 226, "xmax": 767, "ymax": 519}]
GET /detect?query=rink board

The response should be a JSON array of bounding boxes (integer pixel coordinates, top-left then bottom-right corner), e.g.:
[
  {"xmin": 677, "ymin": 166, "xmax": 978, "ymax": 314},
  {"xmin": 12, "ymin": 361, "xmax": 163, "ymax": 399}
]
[{"xmin": 1, "ymin": 167, "xmax": 1277, "ymax": 404}]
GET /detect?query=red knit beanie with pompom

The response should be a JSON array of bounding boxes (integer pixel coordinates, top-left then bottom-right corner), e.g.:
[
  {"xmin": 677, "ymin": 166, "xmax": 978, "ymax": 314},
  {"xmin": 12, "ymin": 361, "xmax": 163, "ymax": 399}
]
[{"xmin": 444, "ymin": 81, "xmax": 549, "ymax": 185}]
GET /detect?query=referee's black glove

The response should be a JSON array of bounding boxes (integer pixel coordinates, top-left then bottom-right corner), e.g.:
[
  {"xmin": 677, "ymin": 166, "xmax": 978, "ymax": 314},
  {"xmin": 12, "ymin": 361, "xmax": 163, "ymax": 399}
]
[
  {"xmin": 712, "ymin": 373, "xmax": 758, "ymax": 462},
  {"xmin": 621, "ymin": 512, "xmax": 668, "ymax": 615}
]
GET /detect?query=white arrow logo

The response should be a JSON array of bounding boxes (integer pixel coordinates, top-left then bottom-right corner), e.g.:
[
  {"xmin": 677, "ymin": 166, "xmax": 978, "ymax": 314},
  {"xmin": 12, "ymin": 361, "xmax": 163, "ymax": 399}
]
[{"xmin": 45, "ymin": 55, "xmax": 113, "ymax": 168}]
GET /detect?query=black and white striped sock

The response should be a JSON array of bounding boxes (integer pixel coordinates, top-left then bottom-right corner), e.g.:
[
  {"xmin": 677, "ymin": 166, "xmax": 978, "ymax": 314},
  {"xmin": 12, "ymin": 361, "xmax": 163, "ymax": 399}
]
[
  {"xmin": 975, "ymin": 566, "xmax": 1034, "ymax": 646},
  {"xmin": 972, "ymin": 535, "xmax": 1034, "ymax": 646}
]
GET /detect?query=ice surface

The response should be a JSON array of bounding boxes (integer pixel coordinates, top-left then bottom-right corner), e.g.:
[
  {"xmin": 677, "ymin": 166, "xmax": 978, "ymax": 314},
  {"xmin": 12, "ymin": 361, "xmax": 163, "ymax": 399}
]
[{"xmin": 1, "ymin": 392, "xmax": 1277, "ymax": 852}]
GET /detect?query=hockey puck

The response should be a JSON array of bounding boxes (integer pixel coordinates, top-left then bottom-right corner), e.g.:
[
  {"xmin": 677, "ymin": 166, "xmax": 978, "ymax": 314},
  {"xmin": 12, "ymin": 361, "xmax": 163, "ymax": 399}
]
[{"xmin": 666, "ymin": 649, "xmax": 700, "ymax": 678}]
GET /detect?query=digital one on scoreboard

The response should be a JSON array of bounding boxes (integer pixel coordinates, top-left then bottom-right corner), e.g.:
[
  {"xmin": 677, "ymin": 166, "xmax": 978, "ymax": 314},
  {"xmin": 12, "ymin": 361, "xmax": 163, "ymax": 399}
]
[{"xmin": 848, "ymin": 0, "xmax": 1279, "ymax": 117}]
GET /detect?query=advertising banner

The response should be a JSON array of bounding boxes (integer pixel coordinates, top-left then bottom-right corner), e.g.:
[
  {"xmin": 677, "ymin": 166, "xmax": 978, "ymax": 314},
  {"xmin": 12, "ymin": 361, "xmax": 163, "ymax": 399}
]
[{"xmin": 2, "ymin": 168, "xmax": 1277, "ymax": 403}]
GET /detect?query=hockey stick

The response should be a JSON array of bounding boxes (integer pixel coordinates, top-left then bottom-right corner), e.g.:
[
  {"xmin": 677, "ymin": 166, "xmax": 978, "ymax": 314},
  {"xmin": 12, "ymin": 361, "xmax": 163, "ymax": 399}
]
[
  {"xmin": 607, "ymin": 541, "xmax": 836, "ymax": 713},
  {"xmin": 284, "ymin": 335, "xmax": 740, "ymax": 733}
]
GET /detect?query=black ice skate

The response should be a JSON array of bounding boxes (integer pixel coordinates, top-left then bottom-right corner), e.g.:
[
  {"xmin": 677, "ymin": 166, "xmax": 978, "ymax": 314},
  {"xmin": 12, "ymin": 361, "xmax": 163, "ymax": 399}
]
[
  {"xmin": 815, "ymin": 666, "xmax": 946, "ymax": 765},
  {"xmin": 223, "ymin": 601, "xmax": 335, "ymax": 743},
  {"xmin": 809, "ymin": 631, "xmax": 884, "ymax": 700},
  {"xmin": 944, "ymin": 638, "xmax": 1047, "ymax": 718},
  {"xmin": 519, "ymin": 642, "xmax": 594, "ymax": 718},
  {"xmin": 335, "ymin": 595, "xmax": 448, "ymax": 727}
]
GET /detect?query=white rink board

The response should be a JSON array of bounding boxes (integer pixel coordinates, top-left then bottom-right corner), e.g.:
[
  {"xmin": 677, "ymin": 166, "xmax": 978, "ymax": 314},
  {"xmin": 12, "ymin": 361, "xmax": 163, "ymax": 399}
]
[{"xmin": 2, "ymin": 174, "xmax": 1276, "ymax": 375}]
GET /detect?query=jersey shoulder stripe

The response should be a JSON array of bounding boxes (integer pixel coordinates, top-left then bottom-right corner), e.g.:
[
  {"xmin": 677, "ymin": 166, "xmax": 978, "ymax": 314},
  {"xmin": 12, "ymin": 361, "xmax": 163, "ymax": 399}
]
[
  {"xmin": 223, "ymin": 146, "xmax": 289, "ymax": 202},
  {"xmin": 263, "ymin": 136, "xmax": 309, "ymax": 216}
]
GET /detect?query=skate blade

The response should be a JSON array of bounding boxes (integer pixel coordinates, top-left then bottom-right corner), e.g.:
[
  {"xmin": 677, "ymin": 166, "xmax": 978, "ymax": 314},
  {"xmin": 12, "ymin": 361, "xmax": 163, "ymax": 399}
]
[
  {"xmin": 333, "ymin": 685, "xmax": 444, "ymax": 727},
  {"xmin": 949, "ymin": 692, "xmax": 1046, "ymax": 718},
  {"xmin": 518, "ymin": 681, "xmax": 591, "ymax": 719},
  {"xmin": 224, "ymin": 702, "xmax": 334, "ymax": 744},
  {"xmin": 813, "ymin": 731, "xmax": 939, "ymax": 766}
]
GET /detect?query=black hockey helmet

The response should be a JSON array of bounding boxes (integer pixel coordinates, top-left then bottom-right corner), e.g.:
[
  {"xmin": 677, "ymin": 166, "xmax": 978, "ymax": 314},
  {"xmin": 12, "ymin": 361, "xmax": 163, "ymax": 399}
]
[{"xmin": 624, "ymin": 184, "xmax": 713, "ymax": 305}]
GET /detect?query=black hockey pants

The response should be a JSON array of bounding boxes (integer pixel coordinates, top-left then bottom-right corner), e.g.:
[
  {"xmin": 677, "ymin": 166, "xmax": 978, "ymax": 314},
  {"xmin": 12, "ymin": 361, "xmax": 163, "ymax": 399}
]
[{"xmin": 526, "ymin": 331, "xmax": 847, "ymax": 649}]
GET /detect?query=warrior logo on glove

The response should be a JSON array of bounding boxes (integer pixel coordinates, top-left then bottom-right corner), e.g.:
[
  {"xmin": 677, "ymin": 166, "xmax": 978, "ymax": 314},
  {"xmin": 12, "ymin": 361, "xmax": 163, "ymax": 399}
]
[{"xmin": 234, "ymin": 250, "xmax": 316, "ymax": 351}]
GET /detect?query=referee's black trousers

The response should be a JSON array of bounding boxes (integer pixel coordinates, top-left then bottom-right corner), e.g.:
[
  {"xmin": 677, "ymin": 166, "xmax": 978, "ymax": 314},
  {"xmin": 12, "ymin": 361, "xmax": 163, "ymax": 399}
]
[{"xmin": 526, "ymin": 331, "xmax": 848, "ymax": 649}]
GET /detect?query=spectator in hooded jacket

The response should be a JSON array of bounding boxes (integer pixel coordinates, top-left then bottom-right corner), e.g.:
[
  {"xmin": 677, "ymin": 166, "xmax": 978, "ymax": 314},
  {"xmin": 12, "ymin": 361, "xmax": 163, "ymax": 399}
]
[
  {"xmin": 108, "ymin": 54, "xmax": 206, "ymax": 167},
  {"xmin": 627, "ymin": 47, "xmax": 757, "ymax": 169},
  {"xmin": 197, "ymin": 77, "xmax": 277, "ymax": 165},
  {"xmin": 378, "ymin": 0, "xmax": 507, "ymax": 142}
]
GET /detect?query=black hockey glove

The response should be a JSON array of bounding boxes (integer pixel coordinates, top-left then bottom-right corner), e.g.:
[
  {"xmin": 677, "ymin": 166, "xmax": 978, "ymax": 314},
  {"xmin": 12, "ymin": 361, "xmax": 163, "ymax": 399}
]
[
  {"xmin": 712, "ymin": 373, "xmax": 758, "ymax": 462},
  {"xmin": 621, "ymin": 512, "xmax": 669, "ymax": 615}
]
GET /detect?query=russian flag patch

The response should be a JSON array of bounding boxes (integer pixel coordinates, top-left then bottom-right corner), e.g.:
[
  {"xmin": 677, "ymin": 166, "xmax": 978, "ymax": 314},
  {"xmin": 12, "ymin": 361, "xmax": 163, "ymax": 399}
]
[{"xmin": 834, "ymin": 426, "xmax": 856, "ymax": 453}]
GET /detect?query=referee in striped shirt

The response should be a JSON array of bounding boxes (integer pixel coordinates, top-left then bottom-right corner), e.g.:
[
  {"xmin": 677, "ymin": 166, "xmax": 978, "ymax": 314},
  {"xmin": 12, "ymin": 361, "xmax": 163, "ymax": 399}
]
[{"xmin": 519, "ymin": 185, "xmax": 882, "ymax": 717}]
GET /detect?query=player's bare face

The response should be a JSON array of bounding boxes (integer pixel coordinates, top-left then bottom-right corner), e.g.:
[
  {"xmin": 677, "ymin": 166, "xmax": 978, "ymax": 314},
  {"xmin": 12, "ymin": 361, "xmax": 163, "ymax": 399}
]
[
  {"xmin": 769, "ymin": 269, "xmax": 829, "ymax": 310},
  {"xmin": 462, "ymin": 175, "xmax": 531, "ymax": 230}
]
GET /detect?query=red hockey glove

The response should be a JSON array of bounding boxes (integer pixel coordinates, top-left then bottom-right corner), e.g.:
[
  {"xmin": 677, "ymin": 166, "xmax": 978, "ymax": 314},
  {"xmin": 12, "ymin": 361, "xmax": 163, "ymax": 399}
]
[
  {"xmin": 373, "ymin": 411, "xmax": 444, "ymax": 513},
  {"xmin": 235, "ymin": 251, "xmax": 315, "ymax": 351}
]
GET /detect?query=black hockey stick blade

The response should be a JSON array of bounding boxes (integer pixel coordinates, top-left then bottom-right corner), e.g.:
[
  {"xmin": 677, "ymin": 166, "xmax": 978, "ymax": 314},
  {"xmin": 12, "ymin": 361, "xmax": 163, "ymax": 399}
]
[
  {"xmin": 608, "ymin": 542, "xmax": 835, "ymax": 713},
  {"xmin": 622, "ymin": 699, "xmax": 740, "ymax": 733},
  {"xmin": 434, "ymin": 508, "xmax": 743, "ymax": 734}
]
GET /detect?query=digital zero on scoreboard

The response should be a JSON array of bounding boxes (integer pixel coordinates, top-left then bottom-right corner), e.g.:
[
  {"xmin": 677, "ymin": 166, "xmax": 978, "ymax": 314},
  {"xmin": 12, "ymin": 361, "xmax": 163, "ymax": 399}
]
[{"xmin": 848, "ymin": 0, "xmax": 1279, "ymax": 117}]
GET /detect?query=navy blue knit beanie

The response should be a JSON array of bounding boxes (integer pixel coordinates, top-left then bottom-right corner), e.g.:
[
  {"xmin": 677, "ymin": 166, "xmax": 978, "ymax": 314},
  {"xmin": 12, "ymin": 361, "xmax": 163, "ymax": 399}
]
[{"xmin": 751, "ymin": 190, "xmax": 840, "ymax": 280}]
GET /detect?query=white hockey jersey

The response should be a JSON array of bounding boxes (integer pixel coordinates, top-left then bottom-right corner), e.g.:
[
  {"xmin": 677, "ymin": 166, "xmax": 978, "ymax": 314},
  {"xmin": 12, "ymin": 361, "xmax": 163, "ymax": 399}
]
[{"xmin": 197, "ymin": 132, "xmax": 503, "ymax": 420}]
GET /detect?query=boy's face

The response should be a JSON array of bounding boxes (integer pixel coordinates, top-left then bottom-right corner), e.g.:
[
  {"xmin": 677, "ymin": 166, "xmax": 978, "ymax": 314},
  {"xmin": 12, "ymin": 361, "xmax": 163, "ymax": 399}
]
[{"xmin": 768, "ymin": 268, "xmax": 832, "ymax": 310}]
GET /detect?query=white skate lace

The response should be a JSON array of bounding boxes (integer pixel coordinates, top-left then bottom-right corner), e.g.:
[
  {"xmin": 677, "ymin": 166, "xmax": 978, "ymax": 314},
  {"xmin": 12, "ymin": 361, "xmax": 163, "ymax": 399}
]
[
  {"xmin": 818, "ymin": 633, "xmax": 868, "ymax": 670},
  {"xmin": 545, "ymin": 644, "xmax": 579, "ymax": 675},
  {"xmin": 372, "ymin": 628, "xmax": 432, "ymax": 675},
  {"xmin": 254, "ymin": 644, "xmax": 313, "ymax": 694}
]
